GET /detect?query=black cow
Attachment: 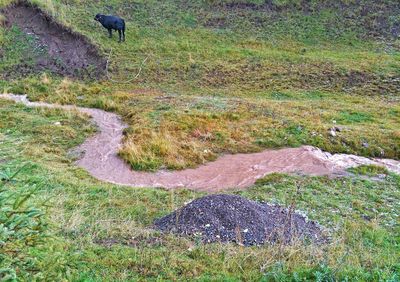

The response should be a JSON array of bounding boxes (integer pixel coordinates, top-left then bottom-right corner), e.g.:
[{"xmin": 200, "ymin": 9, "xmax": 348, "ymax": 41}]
[{"xmin": 94, "ymin": 14, "xmax": 125, "ymax": 42}]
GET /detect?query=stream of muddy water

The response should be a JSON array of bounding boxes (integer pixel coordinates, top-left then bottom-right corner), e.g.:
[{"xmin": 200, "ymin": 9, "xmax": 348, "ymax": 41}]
[{"xmin": 1, "ymin": 94, "xmax": 399, "ymax": 192}]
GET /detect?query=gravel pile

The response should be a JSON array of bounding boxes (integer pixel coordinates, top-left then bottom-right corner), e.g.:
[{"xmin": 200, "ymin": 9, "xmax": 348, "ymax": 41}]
[{"xmin": 154, "ymin": 194, "xmax": 327, "ymax": 246}]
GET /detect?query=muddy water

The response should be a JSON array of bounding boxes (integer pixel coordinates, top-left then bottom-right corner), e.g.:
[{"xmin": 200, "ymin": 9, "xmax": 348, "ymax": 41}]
[{"xmin": 1, "ymin": 94, "xmax": 399, "ymax": 192}]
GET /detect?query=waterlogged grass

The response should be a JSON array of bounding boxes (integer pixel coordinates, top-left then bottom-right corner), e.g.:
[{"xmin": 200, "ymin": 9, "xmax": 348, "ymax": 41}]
[{"xmin": 0, "ymin": 100, "xmax": 399, "ymax": 280}]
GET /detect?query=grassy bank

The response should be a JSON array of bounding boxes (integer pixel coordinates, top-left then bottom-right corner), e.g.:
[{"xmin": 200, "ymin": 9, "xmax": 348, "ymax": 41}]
[
  {"xmin": 0, "ymin": 99, "xmax": 399, "ymax": 280},
  {"xmin": 1, "ymin": 0, "xmax": 400, "ymax": 170}
]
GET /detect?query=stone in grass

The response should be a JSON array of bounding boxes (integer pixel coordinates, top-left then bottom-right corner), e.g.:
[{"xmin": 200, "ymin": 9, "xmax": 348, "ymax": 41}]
[{"xmin": 154, "ymin": 194, "xmax": 328, "ymax": 246}]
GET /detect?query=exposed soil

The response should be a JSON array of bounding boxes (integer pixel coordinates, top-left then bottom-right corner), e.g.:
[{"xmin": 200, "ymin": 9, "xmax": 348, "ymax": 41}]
[
  {"xmin": 154, "ymin": 194, "xmax": 327, "ymax": 246},
  {"xmin": 1, "ymin": 94, "xmax": 400, "ymax": 192},
  {"xmin": 1, "ymin": 1, "xmax": 105, "ymax": 79}
]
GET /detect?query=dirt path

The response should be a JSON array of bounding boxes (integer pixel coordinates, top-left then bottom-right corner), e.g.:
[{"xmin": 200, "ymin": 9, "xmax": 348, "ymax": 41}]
[{"xmin": 1, "ymin": 94, "xmax": 399, "ymax": 192}]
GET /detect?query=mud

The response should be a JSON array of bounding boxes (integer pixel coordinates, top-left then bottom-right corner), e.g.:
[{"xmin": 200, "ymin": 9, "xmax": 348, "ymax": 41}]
[
  {"xmin": 1, "ymin": 1, "xmax": 105, "ymax": 79},
  {"xmin": 1, "ymin": 94, "xmax": 400, "ymax": 192},
  {"xmin": 154, "ymin": 194, "xmax": 327, "ymax": 246}
]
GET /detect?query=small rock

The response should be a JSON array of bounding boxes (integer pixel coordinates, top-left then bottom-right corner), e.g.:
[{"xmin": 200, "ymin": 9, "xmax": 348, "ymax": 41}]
[
  {"xmin": 243, "ymin": 229, "xmax": 248, "ymax": 233},
  {"xmin": 54, "ymin": 122, "xmax": 61, "ymax": 126},
  {"xmin": 362, "ymin": 142, "xmax": 369, "ymax": 148},
  {"xmin": 329, "ymin": 129, "xmax": 336, "ymax": 137},
  {"xmin": 362, "ymin": 214, "xmax": 372, "ymax": 221},
  {"xmin": 334, "ymin": 126, "xmax": 343, "ymax": 132}
]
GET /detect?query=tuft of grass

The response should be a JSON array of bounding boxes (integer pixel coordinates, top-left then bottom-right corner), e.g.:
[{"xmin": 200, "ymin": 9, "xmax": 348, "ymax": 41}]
[
  {"xmin": 337, "ymin": 111, "xmax": 374, "ymax": 124},
  {"xmin": 348, "ymin": 165, "xmax": 390, "ymax": 176}
]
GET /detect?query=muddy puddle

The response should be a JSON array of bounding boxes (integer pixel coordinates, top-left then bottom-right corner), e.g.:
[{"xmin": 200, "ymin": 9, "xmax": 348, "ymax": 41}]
[
  {"xmin": 1, "ymin": 1, "xmax": 105, "ymax": 78},
  {"xmin": 1, "ymin": 94, "xmax": 399, "ymax": 192}
]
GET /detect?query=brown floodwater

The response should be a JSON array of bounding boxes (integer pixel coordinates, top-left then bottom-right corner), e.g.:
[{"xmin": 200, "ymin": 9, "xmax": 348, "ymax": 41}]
[{"xmin": 1, "ymin": 94, "xmax": 399, "ymax": 192}]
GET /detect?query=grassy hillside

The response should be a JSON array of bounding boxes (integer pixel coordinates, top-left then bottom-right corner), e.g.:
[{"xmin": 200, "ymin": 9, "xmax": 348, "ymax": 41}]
[
  {"xmin": 1, "ymin": 0, "xmax": 400, "ymax": 170},
  {"xmin": 1, "ymin": 0, "xmax": 400, "ymax": 280}
]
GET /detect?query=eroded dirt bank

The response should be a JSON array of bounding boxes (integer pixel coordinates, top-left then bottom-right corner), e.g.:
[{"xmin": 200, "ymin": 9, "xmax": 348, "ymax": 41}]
[
  {"xmin": 1, "ymin": 94, "xmax": 399, "ymax": 192},
  {"xmin": 1, "ymin": 1, "xmax": 105, "ymax": 78}
]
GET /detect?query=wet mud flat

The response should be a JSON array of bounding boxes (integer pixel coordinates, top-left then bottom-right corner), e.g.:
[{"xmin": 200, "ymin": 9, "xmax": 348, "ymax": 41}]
[{"xmin": 1, "ymin": 1, "xmax": 105, "ymax": 79}]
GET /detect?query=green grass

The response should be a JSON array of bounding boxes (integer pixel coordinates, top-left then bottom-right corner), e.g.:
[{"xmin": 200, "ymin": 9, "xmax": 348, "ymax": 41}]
[
  {"xmin": 348, "ymin": 165, "xmax": 390, "ymax": 177},
  {"xmin": 1, "ymin": 0, "xmax": 400, "ymax": 279},
  {"xmin": 0, "ymin": 100, "xmax": 399, "ymax": 280},
  {"xmin": 0, "ymin": 26, "xmax": 41, "ymax": 72},
  {"xmin": 1, "ymin": 0, "xmax": 399, "ymax": 170}
]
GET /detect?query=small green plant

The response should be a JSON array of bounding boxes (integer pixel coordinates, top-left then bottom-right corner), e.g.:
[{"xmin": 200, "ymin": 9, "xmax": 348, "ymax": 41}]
[{"xmin": 0, "ymin": 165, "xmax": 48, "ymax": 281}]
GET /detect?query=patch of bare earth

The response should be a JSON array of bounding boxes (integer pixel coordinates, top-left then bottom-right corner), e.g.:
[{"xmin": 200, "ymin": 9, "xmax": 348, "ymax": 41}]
[{"xmin": 1, "ymin": 1, "xmax": 105, "ymax": 79}]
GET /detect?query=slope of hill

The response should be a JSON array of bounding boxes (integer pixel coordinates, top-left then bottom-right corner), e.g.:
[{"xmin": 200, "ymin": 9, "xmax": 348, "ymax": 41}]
[{"xmin": 0, "ymin": 0, "xmax": 399, "ymax": 280}]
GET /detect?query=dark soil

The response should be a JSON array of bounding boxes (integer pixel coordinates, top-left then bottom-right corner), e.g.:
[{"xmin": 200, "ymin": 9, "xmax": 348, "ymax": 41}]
[
  {"xmin": 154, "ymin": 194, "xmax": 327, "ymax": 246},
  {"xmin": 1, "ymin": 1, "xmax": 106, "ymax": 79}
]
